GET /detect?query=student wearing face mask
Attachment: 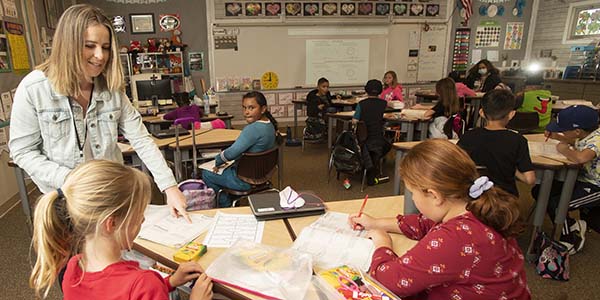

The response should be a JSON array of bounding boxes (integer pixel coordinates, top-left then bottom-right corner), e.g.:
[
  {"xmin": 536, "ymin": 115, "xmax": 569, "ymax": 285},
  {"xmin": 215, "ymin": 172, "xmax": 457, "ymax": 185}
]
[{"xmin": 465, "ymin": 59, "xmax": 503, "ymax": 93}]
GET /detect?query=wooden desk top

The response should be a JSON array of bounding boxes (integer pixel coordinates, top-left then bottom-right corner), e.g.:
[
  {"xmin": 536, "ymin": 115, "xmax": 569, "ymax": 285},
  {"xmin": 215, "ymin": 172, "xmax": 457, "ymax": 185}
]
[
  {"xmin": 133, "ymin": 206, "xmax": 292, "ymax": 300},
  {"xmin": 119, "ymin": 128, "xmax": 212, "ymax": 155},
  {"xmin": 168, "ymin": 129, "xmax": 241, "ymax": 150},
  {"xmin": 143, "ymin": 114, "xmax": 234, "ymax": 124},
  {"xmin": 415, "ymin": 91, "xmax": 484, "ymax": 100},
  {"xmin": 287, "ymin": 196, "xmax": 417, "ymax": 257},
  {"xmin": 326, "ymin": 111, "xmax": 425, "ymax": 123},
  {"xmin": 392, "ymin": 134, "xmax": 574, "ymax": 169}
]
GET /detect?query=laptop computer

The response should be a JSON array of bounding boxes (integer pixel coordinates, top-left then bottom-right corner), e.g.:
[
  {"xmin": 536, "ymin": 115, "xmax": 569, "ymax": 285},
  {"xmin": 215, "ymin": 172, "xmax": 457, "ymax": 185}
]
[
  {"xmin": 248, "ymin": 190, "xmax": 326, "ymax": 220},
  {"xmin": 151, "ymin": 128, "xmax": 190, "ymax": 139}
]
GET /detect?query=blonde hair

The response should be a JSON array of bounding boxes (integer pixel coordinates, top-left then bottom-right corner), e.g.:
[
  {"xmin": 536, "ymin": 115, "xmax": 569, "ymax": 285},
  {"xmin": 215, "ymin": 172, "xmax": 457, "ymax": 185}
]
[
  {"xmin": 383, "ymin": 71, "xmax": 399, "ymax": 88},
  {"xmin": 436, "ymin": 77, "xmax": 460, "ymax": 116},
  {"xmin": 30, "ymin": 160, "xmax": 151, "ymax": 298},
  {"xmin": 399, "ymin": 139, "xmax": 522, "ymax": 238},
  {"xmin": 36, "ymin": 4, "xmax": 124, "ymax": 97}
]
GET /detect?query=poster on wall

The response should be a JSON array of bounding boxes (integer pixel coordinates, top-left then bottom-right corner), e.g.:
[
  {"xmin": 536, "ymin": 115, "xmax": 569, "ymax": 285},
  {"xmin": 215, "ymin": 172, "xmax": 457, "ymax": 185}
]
[
  {"xmin": 2, "ymin": 0, "xmax": 17, "ymax": 18},
  {"xmin": 0, "ymin": 33, "xmax": 9, "ymax": 73},
  {"xmin": 1, "ymin": 91, "xmax": 11, "ymax": 120},
  {"xmin": 0, "ymin": 126, "xmax": 8, "ymax": 154},
  {"xmin": 475, "ymin": 21, "xmax": 501, "ymax": 48},
  {"xmin": 188, "ymin": 51, "xmax": 204, "ymax": 71},
  {"xmin": 504, "ymin": 22, "xmax": 524, "ymax": 50},
  {"xmin": 4, "ymin": 21, "xmax": 29, "ymax": 70}
]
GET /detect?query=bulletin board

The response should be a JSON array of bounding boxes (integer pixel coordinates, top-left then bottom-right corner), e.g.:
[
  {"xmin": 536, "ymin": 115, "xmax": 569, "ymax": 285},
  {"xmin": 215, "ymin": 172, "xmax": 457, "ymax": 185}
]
[{"xmin": 212, "ymin": 23, "xmax": 446, "ymax": 88}]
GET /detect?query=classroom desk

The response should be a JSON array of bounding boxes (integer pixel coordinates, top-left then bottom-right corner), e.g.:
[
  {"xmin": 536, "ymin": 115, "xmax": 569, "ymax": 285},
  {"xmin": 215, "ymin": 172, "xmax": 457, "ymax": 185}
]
[
  {"xmin": 414, "ymin": 91, "xmax": 485, "ymax": 127},
  {"xmin": 391, "ymin": 135, "xmax": 581, "ymax": 261},
  {"xmin": 119, "ymin": 128, "xmax": 212, "ymax": 173},
  {"xmin": 133, "ymin": 206, "xmax": 294, "ymax": 300},
  {"xmin": 326, "ymin": 111, "xmax": 429, "ymax": 150},
  {"xmin": 291, "ymin": 97, "xmax": 369, "ymax": 139},
  {"xmin": 142, "ymin": 113, "xmax": 234, "ymax": 133}
]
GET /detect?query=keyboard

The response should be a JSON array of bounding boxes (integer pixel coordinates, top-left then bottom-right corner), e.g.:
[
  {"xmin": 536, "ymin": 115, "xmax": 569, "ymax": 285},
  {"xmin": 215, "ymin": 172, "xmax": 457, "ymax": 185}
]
[{"xmin": 151, "ymin": 128, "xmax": 190, "ymax": 139}]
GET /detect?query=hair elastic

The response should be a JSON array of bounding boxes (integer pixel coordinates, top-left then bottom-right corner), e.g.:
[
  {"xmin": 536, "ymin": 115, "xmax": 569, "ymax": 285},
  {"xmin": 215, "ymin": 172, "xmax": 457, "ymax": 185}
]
[
  {"xmin": 469, "ymin": 176, "xmax": 494, "ymax": 199},
  {"xmin": 56, "ymin": 188, "xmax": 65, "ymax": 199}
]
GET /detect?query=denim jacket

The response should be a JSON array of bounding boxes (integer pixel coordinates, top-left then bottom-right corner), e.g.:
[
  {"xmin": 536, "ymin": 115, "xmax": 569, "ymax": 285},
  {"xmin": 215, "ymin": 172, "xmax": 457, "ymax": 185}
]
[{"xmin": 9, "ymin": 70, "xmax": 176, "ymax": 193}]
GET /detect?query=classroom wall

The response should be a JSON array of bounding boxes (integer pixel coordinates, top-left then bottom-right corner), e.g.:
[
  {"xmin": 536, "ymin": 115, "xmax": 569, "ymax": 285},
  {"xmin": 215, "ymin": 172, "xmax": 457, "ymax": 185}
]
[
  {"xmin": 78, "ymin": 0, "xmax": 211, "ymax": 89},
  {"xmin": 529, "ymin": 0, "xmax": 596, "ymax": 69},
  {"xmin": 448, "ymin": 0, "xmax": 534, "ymax": 72}
]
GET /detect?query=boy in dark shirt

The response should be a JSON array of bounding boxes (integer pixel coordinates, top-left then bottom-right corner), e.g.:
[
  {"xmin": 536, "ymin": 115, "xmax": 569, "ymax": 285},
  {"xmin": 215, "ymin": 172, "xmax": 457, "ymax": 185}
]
[
  {"xmin": 305, "ymin": 77, "xmax": 333, "ymax": 140},
  {"xmin": 353, "ymin": 79, "xmax": 390, "ymax": 185},
  {"xmin": 458, "ymin": 89, "xmax": 536, "ymax": 196}
]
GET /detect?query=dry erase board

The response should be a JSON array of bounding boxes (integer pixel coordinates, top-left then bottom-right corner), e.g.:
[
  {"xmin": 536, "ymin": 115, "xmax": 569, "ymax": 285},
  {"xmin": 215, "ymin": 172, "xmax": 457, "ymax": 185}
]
[{"xmin": 212, "ymin": 23, "xmax": 445, "ymax": 88}]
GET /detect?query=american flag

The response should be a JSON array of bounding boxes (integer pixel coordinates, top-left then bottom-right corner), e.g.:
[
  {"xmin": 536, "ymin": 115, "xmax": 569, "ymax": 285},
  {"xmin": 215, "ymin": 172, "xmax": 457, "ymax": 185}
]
[{"xmin": 461, "ymin": 0, "xmax": 473, "ymax": 23}]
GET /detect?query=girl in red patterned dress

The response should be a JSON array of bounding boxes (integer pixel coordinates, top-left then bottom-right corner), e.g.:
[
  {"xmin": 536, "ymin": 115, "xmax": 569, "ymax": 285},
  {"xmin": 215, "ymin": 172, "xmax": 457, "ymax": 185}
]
[{"xmin": 349, "ymin": 139, "xmax": 530, "ymax": 300}]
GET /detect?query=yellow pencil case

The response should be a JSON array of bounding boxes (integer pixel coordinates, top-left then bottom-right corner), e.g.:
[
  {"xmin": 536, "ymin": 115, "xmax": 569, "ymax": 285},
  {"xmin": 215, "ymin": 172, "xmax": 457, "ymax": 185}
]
[{"xmin": 173, "ymin": 241, "xmax": 207, "ymax": 263}]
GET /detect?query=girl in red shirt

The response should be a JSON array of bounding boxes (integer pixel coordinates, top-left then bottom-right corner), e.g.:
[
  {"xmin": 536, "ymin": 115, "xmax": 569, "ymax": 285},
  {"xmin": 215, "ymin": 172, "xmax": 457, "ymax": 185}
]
[
  {"xmin": 30, "ymin": 160, "xmax": 212, "ymax": 300},
  {"xmin": 350, "ymin": 139, "xmax": 530, "ymax": 300}
]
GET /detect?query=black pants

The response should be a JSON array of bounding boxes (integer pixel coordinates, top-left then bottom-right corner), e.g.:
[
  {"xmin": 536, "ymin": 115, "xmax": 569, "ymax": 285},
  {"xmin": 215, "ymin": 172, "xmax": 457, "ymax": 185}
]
[
  {"xmin": 532, "ymin": 180, "xmax": 600, "ymax": 232},
  {"xmin": 363, "ymin": 139, "xmax": 391, "ymax": 184}
]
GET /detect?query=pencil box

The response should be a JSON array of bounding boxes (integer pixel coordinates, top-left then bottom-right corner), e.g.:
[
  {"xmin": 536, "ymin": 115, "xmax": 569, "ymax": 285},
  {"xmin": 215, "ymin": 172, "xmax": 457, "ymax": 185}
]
[{"xmin": 173, "ymin": 241, "xmax": 207, "ymax": 263}]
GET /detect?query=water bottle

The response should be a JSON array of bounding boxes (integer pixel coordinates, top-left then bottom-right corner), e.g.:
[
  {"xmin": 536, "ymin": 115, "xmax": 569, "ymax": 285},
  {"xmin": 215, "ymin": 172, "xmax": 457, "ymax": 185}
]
[{"xmin": 203, "ymin": 93, "xmax": 210, "ymax": 116}]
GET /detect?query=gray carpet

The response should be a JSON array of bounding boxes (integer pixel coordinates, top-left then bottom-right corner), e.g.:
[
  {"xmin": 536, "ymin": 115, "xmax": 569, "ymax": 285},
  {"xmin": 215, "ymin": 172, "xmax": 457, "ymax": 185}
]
[{"xmin": 2, "ymin": 139, "xmax": 599, "ymax": 299}]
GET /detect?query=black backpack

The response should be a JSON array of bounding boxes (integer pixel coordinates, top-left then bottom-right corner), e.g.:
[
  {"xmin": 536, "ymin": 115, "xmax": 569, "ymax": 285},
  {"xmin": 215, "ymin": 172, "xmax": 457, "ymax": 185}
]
[{"xmin": 331, "ymin": 130, "xmax": 362, "ymax": 174}]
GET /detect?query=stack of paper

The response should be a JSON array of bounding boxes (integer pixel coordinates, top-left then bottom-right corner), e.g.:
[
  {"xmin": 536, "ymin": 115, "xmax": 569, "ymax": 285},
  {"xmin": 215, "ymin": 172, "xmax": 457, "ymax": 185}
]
[
  {"xmin": 138, "ymin": 205, "xmax": 213, "ymax": 247},
  {"xmin": 292, "ymin": 212, "xmax": 374, "ymax": 271}
]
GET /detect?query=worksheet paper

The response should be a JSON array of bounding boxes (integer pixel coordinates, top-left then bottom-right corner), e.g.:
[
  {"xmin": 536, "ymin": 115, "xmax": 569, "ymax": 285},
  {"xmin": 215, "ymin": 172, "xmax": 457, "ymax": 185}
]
[
  {"xmin": 138, "ymin": 205, "xmax": 214, "ymax": 248},
  {"xmin": 198, "ymin": 160, "xmax": 234, "ymax": 175},
  {"xmin": 528, "ymin": 140, "xmax": 565, "ymax": 161},
  {"xmin": 203, "ymin": 212, "xmax": 265, "ymax": 248},
  {"xmin": 309, "ymin": 211, "xmax": 366, "ymax": 237},
  {"xmin": 292, "ymin": 226, "xmax": 374, "ymax": 271}
]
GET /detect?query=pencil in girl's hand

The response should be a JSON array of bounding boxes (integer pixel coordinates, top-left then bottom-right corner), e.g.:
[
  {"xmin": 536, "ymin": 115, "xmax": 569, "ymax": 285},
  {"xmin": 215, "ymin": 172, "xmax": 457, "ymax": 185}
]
[
  {"xmin": 353, "ymin": 195, "xmax": 369, "ymax": 230},
  {"xmin": 357, "ymin": 194, "xmax": 369, "ymax": 218}
]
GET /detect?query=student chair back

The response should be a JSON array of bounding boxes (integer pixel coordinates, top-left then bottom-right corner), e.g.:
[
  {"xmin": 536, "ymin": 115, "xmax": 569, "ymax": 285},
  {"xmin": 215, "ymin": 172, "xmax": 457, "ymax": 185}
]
[
  {"xmin": 507, "ymin": 112, "xmax": 540, "ymax": 134},
  {"xmin": 217, "ymin": 146, "xmax": 279, "ymax": 206}
]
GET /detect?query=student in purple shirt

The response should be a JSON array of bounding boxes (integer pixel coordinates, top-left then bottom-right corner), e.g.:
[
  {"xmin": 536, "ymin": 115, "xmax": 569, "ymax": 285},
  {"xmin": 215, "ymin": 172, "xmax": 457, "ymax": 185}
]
[{"xmin": 163, "ymin": 93, "xmax": 203, "ymax": 130}]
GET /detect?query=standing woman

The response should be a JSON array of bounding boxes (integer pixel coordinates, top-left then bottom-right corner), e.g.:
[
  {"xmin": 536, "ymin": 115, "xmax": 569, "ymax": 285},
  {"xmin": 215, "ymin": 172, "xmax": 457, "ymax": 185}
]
[
  {"xmin": 9, "ymin": 4, "xmax": 190, "ymax": 221},
  {"xmin": 380, "ymin": 71, "xmax": 404, "ymax": 102},
  {"xmin": 465, "ymin": 59, "xmax": 503, "ymax": 93}
]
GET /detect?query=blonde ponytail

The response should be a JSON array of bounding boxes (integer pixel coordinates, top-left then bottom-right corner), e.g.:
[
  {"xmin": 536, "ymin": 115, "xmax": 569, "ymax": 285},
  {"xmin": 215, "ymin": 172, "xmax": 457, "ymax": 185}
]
[{"xmin": 30, "ymin": 190, "xmax": 74, "ymax": 298}]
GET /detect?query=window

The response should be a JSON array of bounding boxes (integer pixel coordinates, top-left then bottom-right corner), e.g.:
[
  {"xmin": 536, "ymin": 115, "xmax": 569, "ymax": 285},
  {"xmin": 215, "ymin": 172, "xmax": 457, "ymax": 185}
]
[{"xmin": 563, "ymin": 0, "xmax": 600, "ymax": 44}]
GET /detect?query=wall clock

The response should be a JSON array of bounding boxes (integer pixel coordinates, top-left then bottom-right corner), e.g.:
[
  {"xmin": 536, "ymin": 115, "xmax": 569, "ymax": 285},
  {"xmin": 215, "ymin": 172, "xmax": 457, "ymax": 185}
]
[{"xmin": 261, "ymin": 71, "xmax": 279, "ymax": 89}]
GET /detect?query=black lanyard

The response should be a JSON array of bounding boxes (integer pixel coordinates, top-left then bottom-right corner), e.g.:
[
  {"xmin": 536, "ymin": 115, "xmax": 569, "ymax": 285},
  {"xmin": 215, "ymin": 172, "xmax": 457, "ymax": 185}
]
[{"xmin": 68, "ymin": 88, "xmax": 93, "ymax": 158}]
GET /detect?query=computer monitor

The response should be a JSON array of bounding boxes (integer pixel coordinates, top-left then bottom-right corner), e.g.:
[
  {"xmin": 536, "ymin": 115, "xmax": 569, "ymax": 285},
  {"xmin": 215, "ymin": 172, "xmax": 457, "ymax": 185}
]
[{"xmin": 135, "ymin": 78, "xmax": 172, "ymax": 106}]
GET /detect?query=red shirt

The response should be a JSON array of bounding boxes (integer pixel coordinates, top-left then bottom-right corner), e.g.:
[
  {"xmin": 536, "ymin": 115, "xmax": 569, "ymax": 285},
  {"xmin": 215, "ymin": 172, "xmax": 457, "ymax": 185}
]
[
  {"xmin": 455, "ymin": 83, "xmax": 477, "ymax": 98},
  {"xmin": 62, "ymin": 254, "xmax": 174, "ymax": 300},
  {"xmin": 369, "ymin": 212, "xmax": 530, "ymax": 300}
]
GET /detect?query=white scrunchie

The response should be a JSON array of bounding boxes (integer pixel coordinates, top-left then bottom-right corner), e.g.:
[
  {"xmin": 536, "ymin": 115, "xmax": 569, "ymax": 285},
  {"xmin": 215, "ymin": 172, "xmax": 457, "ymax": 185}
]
[{"xmin": 469, "ymin": 176, "xmax": 494, "ymax": 199}]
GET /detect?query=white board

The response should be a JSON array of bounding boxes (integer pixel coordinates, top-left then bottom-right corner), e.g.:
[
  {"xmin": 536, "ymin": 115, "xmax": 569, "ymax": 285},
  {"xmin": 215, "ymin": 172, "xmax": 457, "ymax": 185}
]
[
  {"xmin": 417, "ymin": 25, "xmax": 448, "ymax": 82},
  {"xmin": 306, "ymin": 39, "xmax": 370, "ymax": 86}
]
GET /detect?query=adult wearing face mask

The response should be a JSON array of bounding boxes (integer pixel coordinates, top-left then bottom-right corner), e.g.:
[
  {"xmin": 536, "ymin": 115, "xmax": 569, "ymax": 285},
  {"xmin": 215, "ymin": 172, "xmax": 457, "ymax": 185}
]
[{"xmin": 465, "ymin": 59, "xmax": 503, "ymax": 93}]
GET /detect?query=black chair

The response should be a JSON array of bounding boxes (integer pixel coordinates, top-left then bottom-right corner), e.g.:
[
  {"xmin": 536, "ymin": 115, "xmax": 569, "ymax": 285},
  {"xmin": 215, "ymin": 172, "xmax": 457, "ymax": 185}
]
[
  {"xmin": 217, "ymin": 146, "xmax": 279, "ymax": 207},
  {"xmin": 507, "ymin": 112, "xmax": 539, "ymax": 134}
]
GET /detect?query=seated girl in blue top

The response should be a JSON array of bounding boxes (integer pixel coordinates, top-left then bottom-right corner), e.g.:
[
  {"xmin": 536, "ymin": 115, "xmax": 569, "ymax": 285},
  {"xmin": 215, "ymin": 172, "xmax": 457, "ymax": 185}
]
[{"xmin": 202, "ymin": 91, "xmax": 277, "ymax": 207}]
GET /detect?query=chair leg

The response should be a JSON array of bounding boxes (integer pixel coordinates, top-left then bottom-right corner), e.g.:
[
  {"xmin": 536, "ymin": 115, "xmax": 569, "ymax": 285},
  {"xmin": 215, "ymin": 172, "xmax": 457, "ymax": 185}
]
[
  {"xmin": 327, "ymin": 153, "xmax": 333, "ymax": 183},
  {"xmin": 361, "ymin": 169, "xmax": 367, "ymax": 192},
  {"xmin": 215, "ymin": 190, "xmax": 221, "ymax": 208}
]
